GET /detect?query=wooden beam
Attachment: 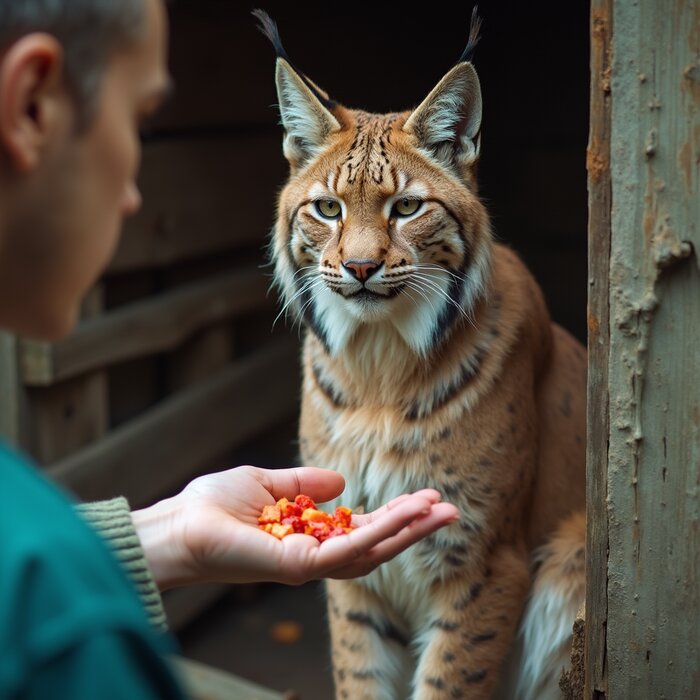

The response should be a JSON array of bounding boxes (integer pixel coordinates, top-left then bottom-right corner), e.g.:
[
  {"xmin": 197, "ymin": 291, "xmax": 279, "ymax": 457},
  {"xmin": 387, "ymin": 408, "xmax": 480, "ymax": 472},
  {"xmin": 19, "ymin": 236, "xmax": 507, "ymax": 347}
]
[
  {"xmin": 20, "ymin": 268, "xmax": 271, "ymax": 386},
  {"xmin": 26, "ymin": 287, "xmax": 109, "ymax": 465},
  {"xmin": 109, "ymin": 136, "xmax": 286, "ymax": 274},
  {"xmin": 586, "ymin": 0, "xmax": 612, "ymax": 696},
  {"xmin": 0, "ymin": 332, "xmax": 28, "ymax": 447},
  {"xmin": 603, "ymin": 0, "xmax": 700, "ymax": 695},
  {"xmin": 48, "ymin": 337, "xmax": 300, "ymax": 508},
  {"xmin": 173, "ymin": 656, "xmax": 288, "ymax": 700}
]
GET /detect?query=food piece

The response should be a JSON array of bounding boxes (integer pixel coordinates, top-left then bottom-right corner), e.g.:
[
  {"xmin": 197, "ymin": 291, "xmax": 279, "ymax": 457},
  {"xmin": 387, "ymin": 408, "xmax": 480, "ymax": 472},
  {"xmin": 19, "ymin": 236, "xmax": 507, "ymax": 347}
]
[
  {"xmin": 258, "ymin": 494, "xmax": 355, "ymax": 541},
  {"xmin": 258, "ymin": 505, "xmax": 281, "ymax": 523},
  {"xmin": 270, "ymin": 621, "xmax": 303, "ymax": 644}
]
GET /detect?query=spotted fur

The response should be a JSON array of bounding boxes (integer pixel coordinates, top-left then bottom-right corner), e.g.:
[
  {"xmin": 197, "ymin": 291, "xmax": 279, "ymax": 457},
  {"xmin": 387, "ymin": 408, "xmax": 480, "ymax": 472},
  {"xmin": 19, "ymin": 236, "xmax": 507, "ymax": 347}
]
[{"xmin": 258, "ymin": 10, "xmax": 586, "ymax": 699}]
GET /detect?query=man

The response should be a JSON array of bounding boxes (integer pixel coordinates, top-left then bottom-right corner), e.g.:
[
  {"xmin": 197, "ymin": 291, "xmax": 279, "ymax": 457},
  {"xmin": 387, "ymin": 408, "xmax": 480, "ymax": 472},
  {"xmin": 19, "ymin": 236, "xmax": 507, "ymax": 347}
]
[{"xmin": 0, "ymin": 1, "xmax": 459, "ymax": 697}]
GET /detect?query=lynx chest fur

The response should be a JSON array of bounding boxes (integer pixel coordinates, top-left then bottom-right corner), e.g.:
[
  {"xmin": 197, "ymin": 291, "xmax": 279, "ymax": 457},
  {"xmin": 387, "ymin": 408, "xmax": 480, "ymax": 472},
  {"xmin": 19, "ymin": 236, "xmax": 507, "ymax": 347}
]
[{"xmin": 257, "ymin": 10, "xmax": 586, "ymax": 700}]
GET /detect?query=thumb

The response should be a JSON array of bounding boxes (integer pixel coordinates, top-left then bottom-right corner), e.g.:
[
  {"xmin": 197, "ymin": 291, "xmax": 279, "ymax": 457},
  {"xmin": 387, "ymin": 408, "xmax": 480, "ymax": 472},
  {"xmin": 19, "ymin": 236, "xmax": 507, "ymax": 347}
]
[{"xmin": 256, "ymin": 466, "xmax": 346, "ymax": 504}]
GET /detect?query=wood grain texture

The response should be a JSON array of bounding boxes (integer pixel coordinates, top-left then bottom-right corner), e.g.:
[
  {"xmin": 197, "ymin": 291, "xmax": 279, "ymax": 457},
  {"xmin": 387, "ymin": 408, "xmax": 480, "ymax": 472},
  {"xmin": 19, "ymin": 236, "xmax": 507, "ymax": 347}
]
[
  {"xmin": 586, "ymin": 0, "xmax": 613, "ymax": 696},
  {"xmin": 20, "ymin": 269, "xmax": 270, "ymax": 386},
  {"xmin": 0, "ymin": 332, "xmax": 27, "ymax": 447},
  {"xmin": 109, "ymin": 136, "xmax": 285, "ymax": 273},
  {"xmin": 48, "ymin": 338, "xmax": 300, "ymax": 508},
  {"xmin": 24, "ymin": 287, "xmax": 108, "ymax": 465},
  {"xmin": 605, "ymin": 0, "xmax": 700, "ymax": 695}
]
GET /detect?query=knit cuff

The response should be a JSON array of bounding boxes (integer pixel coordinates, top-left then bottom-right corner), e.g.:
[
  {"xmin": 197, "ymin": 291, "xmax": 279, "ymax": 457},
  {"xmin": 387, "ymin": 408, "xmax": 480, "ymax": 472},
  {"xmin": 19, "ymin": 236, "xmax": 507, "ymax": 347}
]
[{"xmin": 76, "ymin": 497, "xmax": 169, "ymax": 633}]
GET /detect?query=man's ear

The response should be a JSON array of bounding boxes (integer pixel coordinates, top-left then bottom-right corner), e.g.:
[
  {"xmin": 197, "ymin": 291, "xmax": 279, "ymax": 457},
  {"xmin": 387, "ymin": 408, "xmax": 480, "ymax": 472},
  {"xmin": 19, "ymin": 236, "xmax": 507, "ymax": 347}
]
[{"xmin": 0, "ymin": 34, "xmax": 67, "ymax": 173}]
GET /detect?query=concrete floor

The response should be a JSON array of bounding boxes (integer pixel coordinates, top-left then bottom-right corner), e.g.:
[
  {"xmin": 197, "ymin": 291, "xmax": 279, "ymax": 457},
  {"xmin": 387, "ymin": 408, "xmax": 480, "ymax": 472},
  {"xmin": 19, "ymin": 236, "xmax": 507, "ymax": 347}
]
[{"xmin": 177, "ymin": 581, "xmax": 335, "ymax": 699}]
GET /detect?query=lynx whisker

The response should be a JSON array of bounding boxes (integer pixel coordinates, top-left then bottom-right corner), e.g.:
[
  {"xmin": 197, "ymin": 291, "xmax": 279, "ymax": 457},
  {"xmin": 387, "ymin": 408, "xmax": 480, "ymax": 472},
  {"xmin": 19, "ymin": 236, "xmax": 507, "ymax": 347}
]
[
  {"xmin": 416, "ymin": 263, "xmax": 470, "ymax": 286},
  {"xmin": 403, "ymin": 279, "xmax": 439, "ymax": 316},
  {"xmin": 411, "ymin": 271, "xmax": 474, "ymax": 326},
  {"xmin": 273, "ymin": 276, "xmax": 323, "ymax": 328},
  {"xmin": 292, "ymin": 264, "xmax": 321, "ymax": 280}
]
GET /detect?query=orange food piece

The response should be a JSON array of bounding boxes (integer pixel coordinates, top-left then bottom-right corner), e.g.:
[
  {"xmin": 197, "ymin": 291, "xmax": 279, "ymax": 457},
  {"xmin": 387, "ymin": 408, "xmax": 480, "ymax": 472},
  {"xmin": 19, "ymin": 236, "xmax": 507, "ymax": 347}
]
[
  {"xmin": 259, "ymin": 505, "xmax": 281, "ymax": 524},
  {"xmin": 258, "ymin": 494, "xmax": 355, "ymax": 541},
  {"xmin": 301, "ymin": 507, "xmax": 330, "ymax": 523},
  {"xmin": 271, "ymin": 621, "xmax": 303, "ymax": 644}
]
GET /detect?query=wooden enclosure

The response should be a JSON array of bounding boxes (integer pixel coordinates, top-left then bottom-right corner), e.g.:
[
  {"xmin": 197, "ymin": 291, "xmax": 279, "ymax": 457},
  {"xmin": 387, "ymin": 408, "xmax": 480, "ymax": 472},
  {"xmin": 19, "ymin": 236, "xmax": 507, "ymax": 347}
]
[{"xmin": 587, "ymin": 0, "xmax": 700, "ymax": 696}]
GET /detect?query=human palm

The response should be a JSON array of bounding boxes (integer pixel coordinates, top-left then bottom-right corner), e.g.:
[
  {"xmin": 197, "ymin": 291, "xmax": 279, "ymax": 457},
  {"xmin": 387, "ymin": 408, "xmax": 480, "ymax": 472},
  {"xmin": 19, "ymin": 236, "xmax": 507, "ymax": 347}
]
[{"xmin": 133, "ymin": 466, "xmax": 459, "ymax": 589}]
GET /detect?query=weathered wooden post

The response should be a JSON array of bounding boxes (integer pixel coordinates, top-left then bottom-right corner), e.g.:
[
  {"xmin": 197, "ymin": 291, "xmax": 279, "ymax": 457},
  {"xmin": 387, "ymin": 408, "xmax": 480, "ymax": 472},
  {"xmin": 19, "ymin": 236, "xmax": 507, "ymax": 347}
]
[{"xmin": 587, "ymin": 0, "xmax": 700, "ymax": 696}]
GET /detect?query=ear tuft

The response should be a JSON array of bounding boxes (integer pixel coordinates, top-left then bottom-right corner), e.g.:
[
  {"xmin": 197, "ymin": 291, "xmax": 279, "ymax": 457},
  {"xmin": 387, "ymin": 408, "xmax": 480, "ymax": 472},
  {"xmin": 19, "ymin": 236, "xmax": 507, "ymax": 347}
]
[
  {"xmin": 254, "ymin": 10, "xmax": 341, "ymax": 169},
  {"xmin": 455, "ymin": 6, "xmax": 483, "ymax": 65},
  {"xmin": 252, "ymin": 9, "xmax": 287, "ymax": 61}
]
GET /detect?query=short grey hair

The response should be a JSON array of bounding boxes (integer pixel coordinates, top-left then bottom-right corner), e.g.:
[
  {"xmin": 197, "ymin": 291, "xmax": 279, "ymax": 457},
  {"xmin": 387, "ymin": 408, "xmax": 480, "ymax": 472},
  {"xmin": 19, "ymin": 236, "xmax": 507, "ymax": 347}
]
[{"xmin": 0, "ymin": 0, "xmax": 146, "ymax": 126}]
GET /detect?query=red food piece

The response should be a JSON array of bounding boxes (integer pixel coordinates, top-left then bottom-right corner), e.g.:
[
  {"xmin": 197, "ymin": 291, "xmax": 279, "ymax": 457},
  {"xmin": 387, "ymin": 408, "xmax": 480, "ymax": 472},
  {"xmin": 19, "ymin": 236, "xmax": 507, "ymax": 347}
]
[
  {"xmin": 333, "ymin": 506, "xmax": 352, "ymax": 528},
  {"xmin": 294, "ymin": 494, "xmax": 316, "ymax": 511},
  {"xmin": 277, "ymin": 498, "xmax": 303, "ymax": 518},
  {"xmin": 259, "ymin": 494, "xmax": 355, "ymax": 541},
  {"xmin": 281, "ymin": 515, "xmax": 305, "ymax": 533}
]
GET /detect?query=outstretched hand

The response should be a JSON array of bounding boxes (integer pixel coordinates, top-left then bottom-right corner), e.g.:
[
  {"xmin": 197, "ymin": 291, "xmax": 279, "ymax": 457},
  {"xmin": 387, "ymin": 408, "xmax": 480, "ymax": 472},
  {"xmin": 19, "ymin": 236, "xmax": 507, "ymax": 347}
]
[{"xmin": 131, "ymin": 466, "xmax": 459, "ymax": 589}]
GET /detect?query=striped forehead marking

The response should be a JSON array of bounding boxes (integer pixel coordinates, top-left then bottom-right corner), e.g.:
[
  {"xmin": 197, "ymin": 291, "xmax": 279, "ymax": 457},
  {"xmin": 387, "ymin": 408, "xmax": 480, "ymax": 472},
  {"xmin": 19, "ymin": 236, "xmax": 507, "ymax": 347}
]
[{"xmin": 341, "ymin": 113, "xmax": 400, "ymax": 188}]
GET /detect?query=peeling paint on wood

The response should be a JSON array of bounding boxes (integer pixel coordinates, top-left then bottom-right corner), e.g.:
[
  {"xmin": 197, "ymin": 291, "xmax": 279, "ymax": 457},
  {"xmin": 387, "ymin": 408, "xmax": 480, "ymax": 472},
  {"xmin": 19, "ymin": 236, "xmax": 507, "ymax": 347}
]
[{"xmin": 603, "ymin": 0, "xmax": 700, "ymax": 695}]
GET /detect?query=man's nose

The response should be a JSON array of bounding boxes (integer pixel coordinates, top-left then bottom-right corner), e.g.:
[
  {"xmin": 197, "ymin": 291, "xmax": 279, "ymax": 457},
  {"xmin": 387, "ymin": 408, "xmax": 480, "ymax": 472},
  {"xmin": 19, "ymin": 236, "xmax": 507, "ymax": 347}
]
[{"xmin": 121, "ymin": 182, "xmax": 142, "ymax": 217}]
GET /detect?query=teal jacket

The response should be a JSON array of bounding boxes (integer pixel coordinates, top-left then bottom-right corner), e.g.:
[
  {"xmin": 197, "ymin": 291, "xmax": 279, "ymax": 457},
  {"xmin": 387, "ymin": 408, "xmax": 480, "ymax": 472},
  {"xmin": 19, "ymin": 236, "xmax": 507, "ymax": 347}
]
[{"xmin": 0, "ymin": 441, "xmax": 186, "ymax": 699}]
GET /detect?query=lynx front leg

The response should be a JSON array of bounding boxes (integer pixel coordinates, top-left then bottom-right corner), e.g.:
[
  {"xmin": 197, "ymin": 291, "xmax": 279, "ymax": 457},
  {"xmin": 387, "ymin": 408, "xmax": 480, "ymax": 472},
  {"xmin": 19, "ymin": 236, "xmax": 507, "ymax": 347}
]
[
  {"xmin": 412, "ymin": 545, "xmax": 530, "ymax": 700},
  {"xmin": 326, "ymin": 578, "xmax": 412, "ymax": 700}
]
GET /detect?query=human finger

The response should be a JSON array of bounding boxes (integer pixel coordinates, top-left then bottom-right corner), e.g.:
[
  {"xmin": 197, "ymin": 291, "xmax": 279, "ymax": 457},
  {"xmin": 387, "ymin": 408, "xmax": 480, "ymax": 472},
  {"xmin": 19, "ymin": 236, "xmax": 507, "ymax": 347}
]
[
  {"xmin": 254, "ymin": 466, "xmax": 346, "ymax": 504},
  {"xmin": 351, "ymin": 489, "xmax": 444, "ymax": 526},
  {"xmin": 326, "ymin": 502, "xmax": 460, "ymax": 579},
  {"xmin": 302, "ymin": 494, "xmax": 437, "ymax": 575}
]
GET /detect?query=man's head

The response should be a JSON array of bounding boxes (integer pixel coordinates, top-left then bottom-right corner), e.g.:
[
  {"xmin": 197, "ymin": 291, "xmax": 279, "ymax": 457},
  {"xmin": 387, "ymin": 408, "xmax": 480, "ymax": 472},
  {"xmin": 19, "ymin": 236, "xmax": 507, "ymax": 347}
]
[
  {"xmin": 0, "ymin": 0, "xmax": 146, "ymax": 128},
  {"xmin": 0, "ymin": 0, "xmax": 170, "ymax": 339}
]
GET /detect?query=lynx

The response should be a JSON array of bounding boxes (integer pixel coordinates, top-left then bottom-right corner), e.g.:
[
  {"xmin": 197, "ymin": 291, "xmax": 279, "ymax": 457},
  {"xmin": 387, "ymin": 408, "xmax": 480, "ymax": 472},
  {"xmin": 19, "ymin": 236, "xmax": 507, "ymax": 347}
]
[{"xmin": 257, "ymin": 10, "xmax": 586, "ymax": 699}]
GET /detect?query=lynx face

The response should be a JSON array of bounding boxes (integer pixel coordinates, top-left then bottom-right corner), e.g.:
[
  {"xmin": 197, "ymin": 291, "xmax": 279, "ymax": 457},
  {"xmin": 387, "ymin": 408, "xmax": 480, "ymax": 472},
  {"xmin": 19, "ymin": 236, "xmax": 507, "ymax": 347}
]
[{"xmin": 261, "ymin": 12, "xmax": 491, "ymax": 357}]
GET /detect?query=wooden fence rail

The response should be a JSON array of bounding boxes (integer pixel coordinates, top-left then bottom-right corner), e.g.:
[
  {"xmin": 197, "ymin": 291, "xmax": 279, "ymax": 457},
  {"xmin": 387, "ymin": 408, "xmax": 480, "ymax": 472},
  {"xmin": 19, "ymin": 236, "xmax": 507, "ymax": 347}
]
[
  {"xmin": 48, "ymin": 337, "xmax": 299, "ymax": 507},
  {"xmin": 21, "ymin": 267, "xmax": 271, "ymax": 386}
]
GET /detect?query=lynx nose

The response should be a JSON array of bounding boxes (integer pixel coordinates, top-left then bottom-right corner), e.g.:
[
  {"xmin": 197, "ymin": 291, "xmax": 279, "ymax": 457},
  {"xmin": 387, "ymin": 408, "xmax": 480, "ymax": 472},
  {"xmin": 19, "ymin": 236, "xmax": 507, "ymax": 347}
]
[{"xmin": 342, "ymin": 259, "xmax": 381, "ymax": 283}]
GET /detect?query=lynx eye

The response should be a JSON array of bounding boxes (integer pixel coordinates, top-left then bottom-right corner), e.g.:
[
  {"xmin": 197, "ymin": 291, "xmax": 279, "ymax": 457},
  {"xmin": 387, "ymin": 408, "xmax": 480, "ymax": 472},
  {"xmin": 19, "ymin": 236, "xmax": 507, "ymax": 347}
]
[
  {"xmin": 393, "ymin": 198, "xmax": 422, "ymax": 217},
  {"xmin": 315, "ymin": 199, "xmax": 342, "ymax": 219}
]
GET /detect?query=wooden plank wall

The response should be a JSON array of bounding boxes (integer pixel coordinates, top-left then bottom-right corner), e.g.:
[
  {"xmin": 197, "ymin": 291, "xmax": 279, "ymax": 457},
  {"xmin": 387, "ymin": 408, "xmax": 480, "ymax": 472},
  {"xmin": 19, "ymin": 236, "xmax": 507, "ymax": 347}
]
[{"xmin": 588, "ymin": 0, "xmax": 700, "ymax": 695}]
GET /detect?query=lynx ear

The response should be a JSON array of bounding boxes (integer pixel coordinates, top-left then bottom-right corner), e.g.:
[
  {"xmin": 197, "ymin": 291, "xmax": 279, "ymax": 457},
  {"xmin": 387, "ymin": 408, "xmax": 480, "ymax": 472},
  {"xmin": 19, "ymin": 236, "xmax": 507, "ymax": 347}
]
[
  {"xmin": 275, "ymin": 58, "xmax": 341, "ymax": 168},
  {"xmin": 253, "ymin": 9, "xmax": 341, "ymax": 169},
  {"xmin": 403, "ymin": 61, "xmax": 482, "ymax": 172},
  {"xmin": 403, "ymin": 8, "xmax": 483, "ymax": 172}
]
